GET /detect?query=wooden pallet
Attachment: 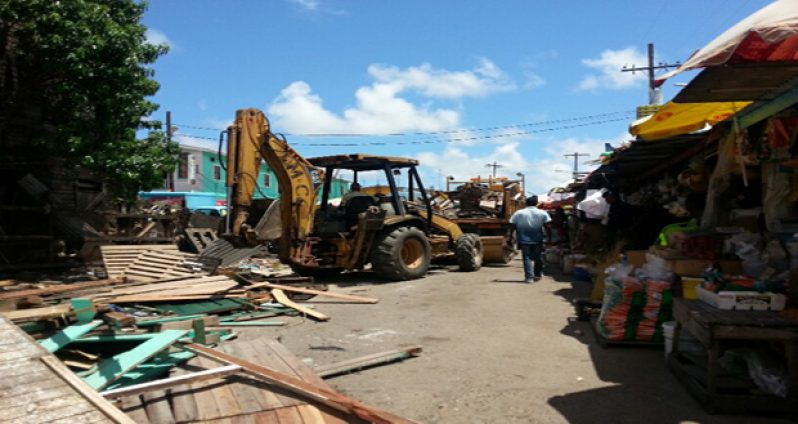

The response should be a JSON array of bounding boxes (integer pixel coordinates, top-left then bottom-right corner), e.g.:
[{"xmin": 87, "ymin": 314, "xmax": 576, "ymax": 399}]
[
  {"xmin": 97, "ymin": 275, "xmax": 246, "ymax": 303},
  {"xmin": 101, "ymin": 244, "xmax": 181, "ymax": 279},
  {"xmin": 122, "ymin": 251, "xmax": 204, "ymax": 283},
  {"xmin": 184, "ymin": 228, "xmax": 219, "ymax": 253}
]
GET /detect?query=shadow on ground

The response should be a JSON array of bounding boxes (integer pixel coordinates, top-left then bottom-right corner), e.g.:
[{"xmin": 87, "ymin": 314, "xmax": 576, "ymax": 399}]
[{"xmin": 544, "ymin": 268, "xmax": 792, "ymax": 424}]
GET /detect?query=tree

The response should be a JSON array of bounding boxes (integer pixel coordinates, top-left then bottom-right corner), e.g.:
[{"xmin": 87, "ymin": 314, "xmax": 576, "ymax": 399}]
[{"xmin": 0, "ymin": 0, "xmax": 177, "ymax": 201}]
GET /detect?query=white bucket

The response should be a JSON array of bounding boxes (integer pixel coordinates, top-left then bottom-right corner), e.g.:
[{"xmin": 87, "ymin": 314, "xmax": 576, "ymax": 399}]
[{"xmin": 662, "ymin": 321, "xmax": 675, "ymax": 359}]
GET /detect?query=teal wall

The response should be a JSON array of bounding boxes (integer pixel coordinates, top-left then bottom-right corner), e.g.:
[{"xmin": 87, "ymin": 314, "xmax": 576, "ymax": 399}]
[
  {"xmin": 199, "ymin": 151, "xmax": 348, "ymax": 201},
  {"xmin": 201, "ymin": 151, "xmax": 278, "ymax": 199}
]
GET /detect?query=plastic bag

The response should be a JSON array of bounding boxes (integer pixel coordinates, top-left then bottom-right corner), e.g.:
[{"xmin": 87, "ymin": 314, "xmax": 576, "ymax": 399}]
[
  {"xmin": 576, "ymin": 190, "xmax": 609, "ymax": 219},
  {"xmin": 639, "ymin": 253, "xmax": 674, "ymax": 282},
  {"xmin": 719, "ymin": 348, "xmax": 787, "ymax": 398}
]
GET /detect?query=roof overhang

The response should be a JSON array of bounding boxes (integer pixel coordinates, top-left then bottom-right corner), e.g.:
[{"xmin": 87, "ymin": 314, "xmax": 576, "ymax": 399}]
[{"xmin": 674, "ymin": 62, "xmax": 798, "ymax": 103}]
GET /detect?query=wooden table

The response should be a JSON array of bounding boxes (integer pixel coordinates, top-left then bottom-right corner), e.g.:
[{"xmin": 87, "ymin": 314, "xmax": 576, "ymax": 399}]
[{"xmin": 669, "ymin": 299, "xmax": 798, "ymax": 414}]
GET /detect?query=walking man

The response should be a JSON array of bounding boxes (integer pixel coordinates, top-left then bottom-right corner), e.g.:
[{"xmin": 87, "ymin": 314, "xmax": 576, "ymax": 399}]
[{"xmin": 510, "ymin": 195, "xmax": 551, "ymax": 283}]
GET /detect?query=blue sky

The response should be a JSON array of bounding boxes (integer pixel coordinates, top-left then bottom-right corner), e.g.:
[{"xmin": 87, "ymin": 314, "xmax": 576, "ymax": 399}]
[{"xmin": 142, "ymin": 0, "xmax": 772, "ymax": 194}]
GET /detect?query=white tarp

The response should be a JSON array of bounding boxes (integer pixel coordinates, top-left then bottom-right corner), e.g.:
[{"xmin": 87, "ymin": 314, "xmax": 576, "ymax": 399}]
[{"xmin": 658, "ymin": 0, "xmax": 798, "ymax": 82}]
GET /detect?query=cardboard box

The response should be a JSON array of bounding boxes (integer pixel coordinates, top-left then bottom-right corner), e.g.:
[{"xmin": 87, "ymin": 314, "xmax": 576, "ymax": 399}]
[
  {"xmin": 697, "ymin": 286, "xmax": 787, "ymax": 311},
  {"xmin": 625, "ymin": 250, "xmax": 647, "ymax": 268},
  {"xmin": 666, "ymin": 258, "xmax": 743, "ymax": 277}
]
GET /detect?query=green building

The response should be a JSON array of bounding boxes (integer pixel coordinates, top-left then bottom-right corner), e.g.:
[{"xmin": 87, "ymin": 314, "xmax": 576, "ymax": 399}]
[{"xmin": 141, "ymin": 140, "xmax": 348, "ymax": 208}]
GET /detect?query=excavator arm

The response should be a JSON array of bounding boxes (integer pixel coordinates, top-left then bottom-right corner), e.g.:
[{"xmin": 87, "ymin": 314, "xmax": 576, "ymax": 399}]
[{"xmin": 225, "ymin": 108, "xmax": 322, "ymax": 264}]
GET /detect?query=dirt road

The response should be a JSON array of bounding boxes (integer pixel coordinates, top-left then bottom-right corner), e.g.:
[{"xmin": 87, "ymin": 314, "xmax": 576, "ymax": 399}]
[{"xmin": 257, "ymin": 259, "xmax": 792, "ymax": 424}]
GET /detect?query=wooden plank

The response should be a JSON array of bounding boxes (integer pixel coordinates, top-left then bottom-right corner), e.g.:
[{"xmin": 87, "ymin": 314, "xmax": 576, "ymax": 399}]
[
  {"xmin": 40, "ymin": 355, "xmax": 135, "ymax": 424},
  {"xmin": 39, "ymin": 320, "xmax": 104, "ymax": 353},
  {"xmin": 216, "ymin": 321, "xmax": 285, "ymax": 327},
  {"xmin": 183, "ymin": 344, "xmax": 416, "ymax": 424},
  {"xmin": 295, "ymin": 404, "xmax": 328, "ymax": 424},
  {"xmin": 243, "ymin": 339, "xmax": 307, "ymax": 409},
  {"xmin": 142, "ymin": 390, "xmax": 176, "ymax": 424},
  {"xmin": 101, "ymin": 365, "xmax": 242, "ymax": 399},
  {"xmin": 169, "ymin": 367, "xmax": 201, "ymax": 423},
  {"xmin": 191, "ymin": 355, "xmax": 224, "ymax": 421},
  {"xmin": 248, "ymin": 282, "xmax": 378, "ymax": 304},
  {"xmin": 109, "ymin": 294, "xmax": 246, "ymax": 303},
  {"xmin": 223, "ymin": 341, "xmax": 286, "ymax": 413},
  {"xmin": 274, "ymin": 405, "xmax": 304, "ymax": 423},
  {"xmin": 271, "ymin": 289, "xmax": 329, "ymax": 321},
  {"xmin": 314, "ymin": 347, "xmax": 422, "ymax": 378},
  {"xmin": 119, "ymin": 395, "xmax": 150, "ymax": 422},
  {"xmin": 0, "ymin": 279, "xmax": 122, "ymax": 301},
  {"xmin": 1, "ymin": 304, "xmax": 72, "ymax": 322},
  {"xmin": 82, "ymin": 330, "xmax": 187, "ymax": 390}
]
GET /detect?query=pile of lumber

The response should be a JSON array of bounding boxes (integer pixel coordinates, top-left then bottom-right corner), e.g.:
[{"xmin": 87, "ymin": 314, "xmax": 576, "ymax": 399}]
[
  {"xmin": 100, "ymin": 244, "xmax": 203, "ymax": 282},
  {"xmin": 1, "ymin": 239, "xmax": 423, "ymax": 424}
]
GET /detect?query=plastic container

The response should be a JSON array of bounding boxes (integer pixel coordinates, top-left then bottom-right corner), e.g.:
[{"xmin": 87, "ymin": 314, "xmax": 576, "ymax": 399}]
[
  {"xmin": 697, "ymin": 287, "xmax": 787, "ymax": 311},
  {"xmin": 681, "ymin": 277, "xmax": 702, "ymax": 300},
  {"xmin": 662, "ymin": 321, "xmax": 675, "ymax": 359}
]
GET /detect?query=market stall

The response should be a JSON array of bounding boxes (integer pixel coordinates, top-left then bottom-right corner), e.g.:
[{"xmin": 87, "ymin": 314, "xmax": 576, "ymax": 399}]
[{"xmin": 557, "ymin": 0, "xmax": 798, "ymax": 415}]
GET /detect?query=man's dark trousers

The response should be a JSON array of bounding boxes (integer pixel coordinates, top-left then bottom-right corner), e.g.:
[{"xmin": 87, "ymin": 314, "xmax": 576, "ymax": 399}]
[{"xmin": 520, "ymin": 243, "xmax": 543, "ymax": 280}]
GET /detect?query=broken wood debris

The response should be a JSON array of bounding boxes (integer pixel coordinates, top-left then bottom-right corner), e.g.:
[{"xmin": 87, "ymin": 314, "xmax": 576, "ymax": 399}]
[
  {"xmin": 1, "ymin": 242, "xmax": 407, "ymax": 424},
  {"xmin": 315, "ymin": 346, "xmax": 423, "ymax": 379}
]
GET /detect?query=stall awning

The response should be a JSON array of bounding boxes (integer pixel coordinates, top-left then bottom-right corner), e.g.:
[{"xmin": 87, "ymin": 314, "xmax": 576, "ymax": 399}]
[
  {"xmin": 630, "ymin": 101, "xmax": 751, "ymax": 141},
  {"xmin": 585, "ymin": 134, "xmax": 710, "ymax": 188},
  {"xmin": 673, "ymin": 63, "xmax": 798, "ymax": 103},
  {"xmin": 657, "ymin": 0, "xmax": 798, "ymax": 84}
]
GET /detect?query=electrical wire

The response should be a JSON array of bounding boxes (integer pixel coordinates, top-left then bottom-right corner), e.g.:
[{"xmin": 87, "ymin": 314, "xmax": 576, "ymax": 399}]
[
  {"xmin": 173, "ymin": 109, "xmax": 635, "ymax": 137},
  {"xmin": 173, "ymin": 115, "xmax": 634, "ymax": 148}
]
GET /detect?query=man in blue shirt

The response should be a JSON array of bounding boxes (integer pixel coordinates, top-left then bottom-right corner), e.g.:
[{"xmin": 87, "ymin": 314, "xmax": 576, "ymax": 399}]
[{"xmin": 509, "ymin": 195, "xmax": 551, "ymax": 283}]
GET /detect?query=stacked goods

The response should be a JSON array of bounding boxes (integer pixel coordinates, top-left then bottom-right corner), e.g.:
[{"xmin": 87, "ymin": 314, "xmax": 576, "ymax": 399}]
[
  {"xmin": 596, "ymin": 256, "xmax": 675, "ymax": 342},
  {"xmin": 637, "ymin": 279, "xmax": 674, "ymax": 341},
  {"xmin": 597, "ymin": 276, "xmax": 644, "ymax": 341}
]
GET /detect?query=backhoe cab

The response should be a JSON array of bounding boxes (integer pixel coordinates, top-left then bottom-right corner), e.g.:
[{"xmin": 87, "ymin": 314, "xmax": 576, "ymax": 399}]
[{"xmin": 222, "ymin": 108, "xmax": 483, "ymax": 281}]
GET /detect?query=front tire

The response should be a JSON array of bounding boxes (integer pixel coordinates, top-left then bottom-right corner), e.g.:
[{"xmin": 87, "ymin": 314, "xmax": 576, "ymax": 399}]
[
  {"xmin": 371, "ymin": 226, "xmax": 431, "ymax": 281},
  {"xmin": 455, "ymin": 233, "xmax": 483, "ymax": 271}
]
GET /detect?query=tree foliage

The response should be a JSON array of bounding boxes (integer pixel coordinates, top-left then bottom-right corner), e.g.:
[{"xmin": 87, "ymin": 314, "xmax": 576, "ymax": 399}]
[{"xmin": 0, "ymin": 0, "xmax": 177, "ymax": 200}]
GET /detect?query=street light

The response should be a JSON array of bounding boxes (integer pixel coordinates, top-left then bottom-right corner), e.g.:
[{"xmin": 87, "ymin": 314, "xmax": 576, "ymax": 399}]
[
  {"xmin": 516, "ymin": 172, "xmax": 525, "ymax": 194},
  {"xmin": 446, "ymin": 176, "xmax": 454, "ymax": 192}
]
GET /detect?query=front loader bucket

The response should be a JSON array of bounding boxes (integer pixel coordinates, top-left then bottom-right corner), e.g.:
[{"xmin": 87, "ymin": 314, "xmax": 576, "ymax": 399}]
[{"xmin": 480, "ymin": 236, "xmax": 516, "ymax": 264}]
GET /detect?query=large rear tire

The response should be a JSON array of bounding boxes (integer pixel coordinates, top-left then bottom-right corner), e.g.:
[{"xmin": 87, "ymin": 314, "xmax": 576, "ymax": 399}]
[
  {"xmin": 455, "ymin": 233, "xmax": 483, "ymax": 271},
  {"xmin": 371, "ymin": 226, "xmax": 431, "ymax": 281}
]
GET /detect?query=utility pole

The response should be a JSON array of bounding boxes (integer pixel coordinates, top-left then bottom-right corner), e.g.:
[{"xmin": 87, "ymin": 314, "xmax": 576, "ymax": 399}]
[
  {"xmin": 166, "ymin": 111, "xmax": 175, "ymax": 191},
  {"xmin": 485, "ymin": 161, "xmax": 504, "ymax": 179},
  {"xmin": 621, "ymin": 43, "xmax": 681, "ymax": 105},
  {"xmin": 563, "ymin": 152, "xmax": 590, "ymax": 181}
]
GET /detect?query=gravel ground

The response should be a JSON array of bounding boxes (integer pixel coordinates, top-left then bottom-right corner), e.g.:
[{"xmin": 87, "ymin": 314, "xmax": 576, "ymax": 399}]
[{"xmin": 239, "ymin": 258, "xmax": 794, "ymax": 424}]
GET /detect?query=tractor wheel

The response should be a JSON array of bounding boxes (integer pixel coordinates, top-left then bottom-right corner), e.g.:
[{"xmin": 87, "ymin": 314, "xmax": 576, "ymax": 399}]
[
  {"xmin": 371, "ymin": 226, "xmax": 431, "ymax": 281},
  {"xmin": 455, "ymin": 233, "xmax": 483, "ymax": 272}
]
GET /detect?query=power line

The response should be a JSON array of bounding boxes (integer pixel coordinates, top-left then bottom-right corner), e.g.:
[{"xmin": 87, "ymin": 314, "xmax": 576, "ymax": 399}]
[
  {"xmin": 172, "ymin": 115, "xmax": 633, "ymax": 147},
  {"xmin": 172, "ymin": 110, "xmax": 635, "ymax": 137}
]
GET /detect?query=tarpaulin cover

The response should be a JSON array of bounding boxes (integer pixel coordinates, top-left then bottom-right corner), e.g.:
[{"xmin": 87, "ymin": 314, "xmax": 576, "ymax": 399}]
[
  {"xmin": 658, "ymin": 0, "xmax": 798, "ymax": 84},
  {"xmin": 630, "ymin": 101, "xmax": 751, "ymax": 140}
]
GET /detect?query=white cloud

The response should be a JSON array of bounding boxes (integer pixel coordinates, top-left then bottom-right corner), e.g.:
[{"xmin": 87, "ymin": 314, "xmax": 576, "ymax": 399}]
[
  {"xmin": 367, "ymin": 59, "xmax": 516, "ymax": 99},
  {"xmin": 415, "ymin": 132, "xmax": 630, "ymax": 195},
  {"xmin": 417, "ymin": 141, "xmax": 530, "ymax": 189},
  {"xmin": 289, "ymin": 0, "xmax": 319, "ymax": 11},
  {"xmin": 523, "ymin": 71, "xmax": 546, "ymax": 89},
  {"xmin": 269, "ymin": 60, "xmax": 516, "ymax": 134},
  {"xmin": 145, "ymin": 28, "xmax": 171, "ymax": 47},
  {"xmin": 577, "ymin": 47, "xmax": 647, "ymax": 92}
]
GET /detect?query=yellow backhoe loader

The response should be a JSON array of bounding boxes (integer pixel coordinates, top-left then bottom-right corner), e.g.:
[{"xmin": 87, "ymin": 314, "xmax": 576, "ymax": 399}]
[{"xmin": 222, "ymin": 108, "xmax": 484, "ymax": 281}]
